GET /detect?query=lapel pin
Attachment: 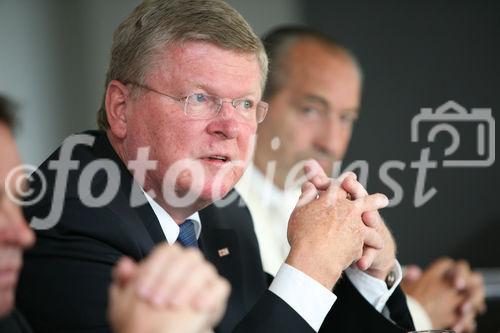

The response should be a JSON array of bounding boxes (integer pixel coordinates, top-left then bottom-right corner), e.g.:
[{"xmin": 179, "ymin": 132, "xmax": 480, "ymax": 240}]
[{"xmin": 218, "ymin": 247, "xmax": 230, "ymax": 257}]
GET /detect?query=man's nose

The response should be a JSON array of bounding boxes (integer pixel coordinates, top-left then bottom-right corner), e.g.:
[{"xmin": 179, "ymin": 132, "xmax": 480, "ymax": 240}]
[
  {"xmin": 15, "ymin": 216, "xmax": 35, "ymax": 248},
  {"xmin": 207, "ymin": 102, "xmax": 240, "ymax": 139},
  {"xmin": 315, "ymin": 117, "xmax": 342, "ymax": 156},
  {"xmin": 0, "ymin": 202, "xmax": 35, "ymax": 248}
]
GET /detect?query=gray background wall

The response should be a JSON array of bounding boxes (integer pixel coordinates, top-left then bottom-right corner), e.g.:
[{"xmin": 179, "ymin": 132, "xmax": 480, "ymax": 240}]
[
  {"xmin": 0, "ymin": 0, "xmax": 302, "ymax": 165},
  {"xmin": 1, "ymin": 0, "xmax": 498, "ymax": 331}
]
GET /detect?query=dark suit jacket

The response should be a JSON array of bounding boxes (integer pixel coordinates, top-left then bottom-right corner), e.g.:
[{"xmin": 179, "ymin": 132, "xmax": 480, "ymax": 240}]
[
  {"xmin": 0, "ymin": 310, "xmax": 32, "ymax": 333},
  {"xmin": 17, "ymin": 130, "xmax": 414, "ymax": 333}
]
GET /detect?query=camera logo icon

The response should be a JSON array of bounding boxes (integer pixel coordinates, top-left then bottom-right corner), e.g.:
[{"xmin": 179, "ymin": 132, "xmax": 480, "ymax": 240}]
[{"xmin": 411, "ymin": 100, "xmax": 495, "ymax": 167}]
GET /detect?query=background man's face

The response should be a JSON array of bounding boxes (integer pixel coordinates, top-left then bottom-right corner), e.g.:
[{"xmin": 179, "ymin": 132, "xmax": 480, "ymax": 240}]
[
  {"xmin": 255, "ymin": 39, "xmax": 362, "ymax": 189},
  {"xmin": 123, "ymin": 41, "xmax": 262, "ymax": 205},
  {"xmin": 0, "ymin": 123, "xmax": 35, "ymax": 317}
]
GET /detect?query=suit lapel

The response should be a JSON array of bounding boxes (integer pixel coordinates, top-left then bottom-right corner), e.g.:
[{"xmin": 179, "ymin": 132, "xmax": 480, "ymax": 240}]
[
  {"xmin": 199, "ymin": 203, "xmax": 246, "ymax": 333},
  {"xmin": 199, "ymin": 192, "xmax": 270, "ymax": 333},
  {"xmin": 93, "ymin": 131, "xmax": 166, "ymax": 257},
  {"xmin": 199, "ymin": 216, "xmax": 243, "ymax": 287},
  {"xmin": 92, "ymin": 136, "xmax": 268, "ymax": 332}
]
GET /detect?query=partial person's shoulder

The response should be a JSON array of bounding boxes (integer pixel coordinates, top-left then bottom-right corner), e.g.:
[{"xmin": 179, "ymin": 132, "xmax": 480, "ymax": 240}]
[{"xmin": 0, "ymin": 310, "xmax": 33, "ymax": 333}]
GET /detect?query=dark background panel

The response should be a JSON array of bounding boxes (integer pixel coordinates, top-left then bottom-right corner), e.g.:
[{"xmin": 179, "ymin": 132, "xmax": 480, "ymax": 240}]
[{"xmin": 303, "ymin": 1, "xmax": 499, "ymax": 331}]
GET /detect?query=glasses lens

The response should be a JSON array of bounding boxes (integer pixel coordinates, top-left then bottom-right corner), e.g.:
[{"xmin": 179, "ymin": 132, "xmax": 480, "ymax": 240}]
[
  {"xmin": 185, "ymin": 93, "xmax": 268, "ymax": 124},
  {"xmin": 186, "ymin": 93, "xmax": 217, "ymax": 118},
  {"xmin": 232, "ymin": 99, "xmax": 256, "ymax": 121},
  {"xmin": 256, "ymin": 101, "xmax": 269, "ymax": 123}
]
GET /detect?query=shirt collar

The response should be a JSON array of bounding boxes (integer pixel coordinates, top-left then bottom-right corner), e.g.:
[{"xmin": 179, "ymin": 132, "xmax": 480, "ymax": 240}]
[{"xmin": 143, "ymin": 191, "xmax": 201, "ymax": 245}]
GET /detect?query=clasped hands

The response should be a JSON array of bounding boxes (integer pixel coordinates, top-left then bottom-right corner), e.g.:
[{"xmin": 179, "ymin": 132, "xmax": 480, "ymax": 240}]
[
  {"xmin": 109, "ymin": 244, "xmax": 230, "ymax": 333},
  {"xmin": 402, "ymin": 258, "xmax": 486, "ymax": 332},
  {"xmin": 286, "ymin": 159, "xmax": 396, "ymax": 290},
  {"xmin": 107, "ymin": 158, "xmax": 397, "ymax": 333}
]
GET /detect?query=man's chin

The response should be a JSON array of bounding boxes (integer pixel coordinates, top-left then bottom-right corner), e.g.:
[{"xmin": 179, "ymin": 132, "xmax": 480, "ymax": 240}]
[
  {"xmin": 202, "ymin": 169, "xmax": 242, "ymax": 202},
  {"xmin": 199, "ymin": 184, "xmax": 232, "ymax": 203},
  {"xmin": 168, "ymin": 172, "xmax": 239, "ymax": 208}
]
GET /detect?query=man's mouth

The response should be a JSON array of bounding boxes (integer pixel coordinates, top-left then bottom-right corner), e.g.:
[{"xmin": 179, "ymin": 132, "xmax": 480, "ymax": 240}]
[{"xmin": 202, "ymin": 155, "xmax": 230, "ymax": 163}]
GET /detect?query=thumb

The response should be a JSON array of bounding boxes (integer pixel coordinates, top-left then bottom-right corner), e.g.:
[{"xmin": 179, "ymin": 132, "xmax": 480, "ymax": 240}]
[{"xmin": 113, "ymin": 256, "xmax": 138, "ymax": 287}]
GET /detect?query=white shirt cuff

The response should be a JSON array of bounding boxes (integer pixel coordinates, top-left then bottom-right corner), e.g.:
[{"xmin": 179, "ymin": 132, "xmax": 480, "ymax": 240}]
[
  {"xmin": 345, "ymin": 260, "xmax": 403, "ymax": 312},
  {"xmin": 406, "ymin": 295, "xmax": 433, "ymax": 330},
  {"xmin": 269, "ymin": 263, "xmax": 336, "ymax": 332}
]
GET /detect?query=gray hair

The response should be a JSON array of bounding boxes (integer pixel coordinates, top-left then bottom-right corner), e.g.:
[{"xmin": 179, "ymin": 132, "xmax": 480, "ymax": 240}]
[
  {"xmin": 97, "ymin": 0, "xmax": 268, "ymax": 130},
  {"xmin": 262, "ymin": 25, "xmax": 363, "ymax": 101}
]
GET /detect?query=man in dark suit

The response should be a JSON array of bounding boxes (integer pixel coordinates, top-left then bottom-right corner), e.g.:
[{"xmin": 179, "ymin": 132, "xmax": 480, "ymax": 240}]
[
  {"xmin": 17, "ymin": 0, "xmax": 413, "ymax": 332},
  {"xmin": 0, "ymin": 95, "xmax": 230, "ymax": 333}
]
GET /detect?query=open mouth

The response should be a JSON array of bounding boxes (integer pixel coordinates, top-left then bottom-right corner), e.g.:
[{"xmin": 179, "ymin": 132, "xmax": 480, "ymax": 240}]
[{"xmin": 204, "ymin": 155, "xmax": 229, "ymax": 163}]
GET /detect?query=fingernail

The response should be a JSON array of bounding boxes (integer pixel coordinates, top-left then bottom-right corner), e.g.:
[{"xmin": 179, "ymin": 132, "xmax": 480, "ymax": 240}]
[{"xmin": 378, "ymin": 196, "xmax": 389, "ymax": 207}]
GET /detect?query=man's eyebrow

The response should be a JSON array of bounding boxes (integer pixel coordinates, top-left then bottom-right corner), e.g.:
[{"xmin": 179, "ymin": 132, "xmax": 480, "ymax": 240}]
[
  {"xmin": 193, "ymin": 83, "xmax": 258, "ymax": 99},
  {"xmin": 301, "ymin": 95, "xmax": 360, "ymax": 118},
  {"xmin": 188, "ymin": 83, "xmax": 210, "ymax": 93},
  {"xmin": 184, "ymin": 83, "xmax": 218, "ymax": 97},
  {"xmin": 302, "ymin": 94, "xmax": 330, "ymax": 109},
  {"xmin": 342, "ymin": 107, "xmax": 360, "ymax": 117}
]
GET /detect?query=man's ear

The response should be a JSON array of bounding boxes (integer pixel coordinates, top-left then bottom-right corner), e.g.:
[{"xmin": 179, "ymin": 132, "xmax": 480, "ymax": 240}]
[{"xmin": 105, "ymin": 80, "xmax": 131, "ymax": 139}]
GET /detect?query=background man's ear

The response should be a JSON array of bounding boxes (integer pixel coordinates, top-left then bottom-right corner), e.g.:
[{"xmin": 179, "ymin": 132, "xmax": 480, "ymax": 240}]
[{"xmin": 105, "ymin": 80, "xmax": 130, "ymax": 139}]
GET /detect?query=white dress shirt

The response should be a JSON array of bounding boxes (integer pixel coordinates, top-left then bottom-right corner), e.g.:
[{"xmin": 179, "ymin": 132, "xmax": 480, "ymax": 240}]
[
  {"xmin": 405, "ymin": 295, "xmax": 433, "ymax": 330},
  {"xmin": 143, "ymin": 190, "xmax": 334, "ymax": 331},
  {"xmin": 144, "ymin": 192, "xmax": 201, "ymax": 245},
  {"xmin": 236, "ymin": 163, "xmax": 403, "ymax": 329}
]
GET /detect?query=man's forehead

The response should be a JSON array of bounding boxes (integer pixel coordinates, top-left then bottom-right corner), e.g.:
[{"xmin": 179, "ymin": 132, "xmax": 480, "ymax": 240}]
[
  {"xmin": 152, "ymin": 40, "xmax": 262, "ymax": 97},
  {"xmin": 282, "ymin": 42, "xmax": 360, "ymax": 101},
  {"xmin": 289, "ymin": 38, "xmax": 351, "ymax": 63},
  {"xmin": 285, "ymin": 39, "xmax": 358, "ymax": 79}
]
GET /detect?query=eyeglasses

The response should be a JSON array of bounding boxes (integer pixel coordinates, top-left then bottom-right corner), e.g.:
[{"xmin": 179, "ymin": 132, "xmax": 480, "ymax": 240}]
[{"xmin": 125, "ymin": 81, "xmax": 268, "ymax": 124}]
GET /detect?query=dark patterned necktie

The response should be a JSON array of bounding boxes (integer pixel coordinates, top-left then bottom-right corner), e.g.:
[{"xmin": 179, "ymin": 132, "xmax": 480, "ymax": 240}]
[{"xmin": 177, "ymin": 219, "xmax": 198, "ymax": 247}]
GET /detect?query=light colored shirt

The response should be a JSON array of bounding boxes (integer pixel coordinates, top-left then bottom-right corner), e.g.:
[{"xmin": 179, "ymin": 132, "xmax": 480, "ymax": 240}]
[
  {"xmin": 405, "ymin": 294, "xmax": 433, "ymax": 330},
  {"xmin": 144, "ymin": 191, "xmax": 201, "ymax": 245},
  {"xmin": 236, "ymin": 163, "xmax": 403, "ymax": 326},
  {"xmin": 236, "ymin": 163, "xmax": 297, "ymax": 275},
  {"xmin": 143, "ymin": 190, "xmax": 334, "ymax": 331}
]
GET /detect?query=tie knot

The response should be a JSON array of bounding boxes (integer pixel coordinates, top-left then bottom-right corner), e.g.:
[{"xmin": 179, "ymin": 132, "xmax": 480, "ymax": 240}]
[{"xmin": 177, "ymin": 219, "xmax": 198, "ymax": 248}]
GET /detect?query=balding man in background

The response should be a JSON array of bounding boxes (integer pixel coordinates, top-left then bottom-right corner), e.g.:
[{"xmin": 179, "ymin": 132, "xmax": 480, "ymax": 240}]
[
  {"xmin": 0, "ymin": 94, "xmax": 231, "ymax": 333},
  {"xmin": 237, "ymin": 25, "xmax": 485, "ymax": 332}
]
